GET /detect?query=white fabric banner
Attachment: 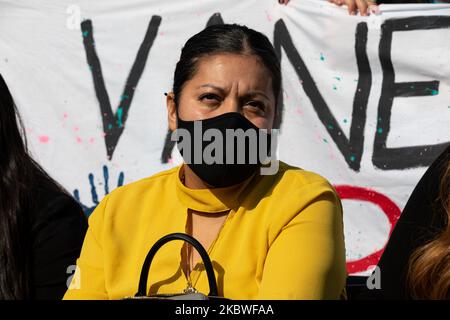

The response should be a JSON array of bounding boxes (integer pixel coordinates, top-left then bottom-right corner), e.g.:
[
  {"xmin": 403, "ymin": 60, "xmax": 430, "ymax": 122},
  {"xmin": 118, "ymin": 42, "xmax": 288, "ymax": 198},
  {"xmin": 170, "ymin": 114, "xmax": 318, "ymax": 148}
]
[{"xmin": 1, "ymin": 0, "xmax": 449, "ymax": 275}]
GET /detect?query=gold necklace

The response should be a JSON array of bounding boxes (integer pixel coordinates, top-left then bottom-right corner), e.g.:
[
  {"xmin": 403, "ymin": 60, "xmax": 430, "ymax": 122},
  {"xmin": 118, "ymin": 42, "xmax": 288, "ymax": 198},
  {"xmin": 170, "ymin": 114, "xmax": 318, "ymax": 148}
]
[
  {"xmin": 182, "ymin": 204, "xmax": 197, "ymax": 294},
  {"xmin": 184, "ymin": 241, "xmax": 194, "ymax": 292}
]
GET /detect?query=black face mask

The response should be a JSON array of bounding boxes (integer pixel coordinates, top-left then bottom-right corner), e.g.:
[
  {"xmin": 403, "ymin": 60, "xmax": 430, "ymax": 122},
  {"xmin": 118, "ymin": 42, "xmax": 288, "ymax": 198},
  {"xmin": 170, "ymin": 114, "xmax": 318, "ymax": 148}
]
[{"xmin": 176, "ymin": 112, "xmax": 271, "ymax": 188}]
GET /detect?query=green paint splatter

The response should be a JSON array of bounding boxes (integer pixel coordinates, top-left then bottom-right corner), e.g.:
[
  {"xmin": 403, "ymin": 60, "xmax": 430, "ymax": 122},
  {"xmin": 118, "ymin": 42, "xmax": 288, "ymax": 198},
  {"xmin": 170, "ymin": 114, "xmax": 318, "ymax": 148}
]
[
  {"xmin": 350, "ymin": 155, "xmax": 356, "ymax": 162},
  {"xmin": 327, "ymin": 124, "xmax": 334, "ymax": 130},
  {"xmin": 332, "ymin": 84, "xmax": 337, "ymax": 91},
  {"xmin": 107, "ymin": 124, "xmax": 113, "ymax": 130},
  {"xmin": 425, "ymin": 88, "xmax": 439, "ymax": 95},
  {"xmin": 82, "ymin": 31, "xmax": 89, "ymax": 37},
  {"xmin": 117, "ymin": 107, "xmax": 123, "ymax": 128},
  {"xmin": 120, "ymin": 94, "xmax": 129, "ymax": 102},
  {"xmin": 377, "ymin": 127, "xmax": 383, "ymax": 134},
  {"xmin": 323, "ymin": 138, "xmax": 328, "ymax": 143},
  {"xmin": 343, "ymin": 119, "xmax": 348, "ymax": 124},
  {"xmin": 334, "ymin": 76, "xmax": 342, "ymax": 81},
  {"xmin": 320, "ymin": 53, "xmax": 325, "ymax": 61}
]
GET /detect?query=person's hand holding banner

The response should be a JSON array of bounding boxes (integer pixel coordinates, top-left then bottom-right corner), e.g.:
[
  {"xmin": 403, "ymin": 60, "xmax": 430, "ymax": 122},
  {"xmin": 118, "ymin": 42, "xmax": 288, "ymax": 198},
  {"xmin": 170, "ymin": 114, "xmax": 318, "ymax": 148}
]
[{"xmin": 279, "ymin": 0, "xmax": 379, "ymax": 16}]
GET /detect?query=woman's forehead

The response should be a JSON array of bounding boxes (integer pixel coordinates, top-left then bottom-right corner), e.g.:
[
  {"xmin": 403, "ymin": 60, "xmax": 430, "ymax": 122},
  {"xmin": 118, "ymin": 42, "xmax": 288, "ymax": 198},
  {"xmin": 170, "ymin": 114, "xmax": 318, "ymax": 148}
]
[{"xmin": 188, "ymin": 53, "xmax": 274, "ymax": 94}]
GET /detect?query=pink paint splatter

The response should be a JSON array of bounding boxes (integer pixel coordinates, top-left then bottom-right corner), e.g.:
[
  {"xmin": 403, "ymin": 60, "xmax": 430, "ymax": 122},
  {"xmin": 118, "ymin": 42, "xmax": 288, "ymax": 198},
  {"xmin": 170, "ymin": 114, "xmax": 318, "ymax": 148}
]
[
  {"xmin": 315, "ymin": 133, "xmax": 323, "ymax": 143},
  {"xmin": 73, "ymin": 126, "xmax": 79, "ymax": 132},
  {"xmin": 38, "ymin": 135, "xmax": 49, "ymax": 144},
  {"xmin": 61, "ymin": 113, "xmax": 68, "ymax": 128},
  {"xmin": 295, "ymin": 107, "xmax": 303, "ymax": 115},
  {"xmin": 168, "ymin": 158, "xmax": 173, "ymax": 164},
  {"xmin": 265, "ymin": 10, "xmax": 273, "ymax": 22},
  {"xmin": 76, "ymin": 136, "xmax": 83, "ymax": 144},
  {"xmin": 159, "ymin": 31, "xmax": 165, "ymax": 36},
  {"xmin": 88, "ymin": 137, "xmax": 95, "ymax": 144}
]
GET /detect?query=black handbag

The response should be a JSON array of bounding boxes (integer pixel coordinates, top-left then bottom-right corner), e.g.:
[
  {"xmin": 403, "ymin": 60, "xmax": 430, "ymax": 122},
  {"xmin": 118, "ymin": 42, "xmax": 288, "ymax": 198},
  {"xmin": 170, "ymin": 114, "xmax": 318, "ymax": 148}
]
[{"xmin": 125, "ymin": 232, "xmax": 228, "ymax": 300}]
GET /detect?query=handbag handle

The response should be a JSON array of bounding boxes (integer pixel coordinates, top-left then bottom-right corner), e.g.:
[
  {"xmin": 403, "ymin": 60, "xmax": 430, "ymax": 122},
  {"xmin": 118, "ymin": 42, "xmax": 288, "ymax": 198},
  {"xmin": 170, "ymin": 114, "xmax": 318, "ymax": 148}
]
[{"xmin": 135, "ymin": 232, "xmax": 219, "ymax": 297}]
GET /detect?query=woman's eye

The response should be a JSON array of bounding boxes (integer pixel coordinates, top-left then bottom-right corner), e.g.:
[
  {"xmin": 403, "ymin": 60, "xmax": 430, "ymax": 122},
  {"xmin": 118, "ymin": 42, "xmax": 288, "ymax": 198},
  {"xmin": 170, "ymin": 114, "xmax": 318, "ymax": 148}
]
[
  {"xmin": 246, "ymin": 101, "xmax": 265, "ymax": 111},
  {"xmin": 200, "ymin": 94, "xmax": 220, "ymax": 103}
]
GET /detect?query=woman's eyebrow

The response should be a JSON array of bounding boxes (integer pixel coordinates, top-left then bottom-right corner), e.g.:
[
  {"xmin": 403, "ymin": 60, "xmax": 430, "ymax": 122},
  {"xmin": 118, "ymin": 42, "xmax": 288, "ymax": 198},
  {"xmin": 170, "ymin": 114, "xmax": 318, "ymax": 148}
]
[
  {"xmin": 197, "ymin": 83, "xmax": 226, "ymax": 94},
  {"xmin": 198, "ymin": 84, "xmax": 271, "ymax": 101},
  {"xmin": 244, "ymin": 90, "xmax": 271, "ymax": 101}
]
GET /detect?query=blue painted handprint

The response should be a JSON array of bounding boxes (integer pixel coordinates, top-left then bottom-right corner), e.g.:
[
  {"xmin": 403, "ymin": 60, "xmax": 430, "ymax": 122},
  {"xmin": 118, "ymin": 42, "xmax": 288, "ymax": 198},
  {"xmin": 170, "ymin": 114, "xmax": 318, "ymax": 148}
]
[{"xmin": 73, "ymin": 165, "xmax": 125, "ymax": 217}]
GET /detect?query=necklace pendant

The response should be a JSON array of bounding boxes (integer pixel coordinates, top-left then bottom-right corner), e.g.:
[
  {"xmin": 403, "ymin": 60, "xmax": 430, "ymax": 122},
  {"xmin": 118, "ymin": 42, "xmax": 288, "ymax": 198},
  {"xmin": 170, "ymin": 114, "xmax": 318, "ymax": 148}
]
[{"xmin": 183, "ymin": 281, "xmax": 198, "ymax": 294}]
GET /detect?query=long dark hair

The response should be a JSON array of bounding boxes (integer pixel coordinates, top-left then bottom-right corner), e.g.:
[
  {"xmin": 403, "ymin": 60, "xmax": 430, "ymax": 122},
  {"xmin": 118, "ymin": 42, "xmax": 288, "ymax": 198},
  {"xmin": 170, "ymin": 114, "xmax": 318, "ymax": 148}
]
[
  {"xmin": 172, "ymin": 23, "xmax": 283, "ymax": 128},
  {"xmin": 0, "ymin": 74, "xmax": 68, "ymax": 299},
  {"xmin": 407, "ymin": 158, "xmax": 450, "ymax": 299}
]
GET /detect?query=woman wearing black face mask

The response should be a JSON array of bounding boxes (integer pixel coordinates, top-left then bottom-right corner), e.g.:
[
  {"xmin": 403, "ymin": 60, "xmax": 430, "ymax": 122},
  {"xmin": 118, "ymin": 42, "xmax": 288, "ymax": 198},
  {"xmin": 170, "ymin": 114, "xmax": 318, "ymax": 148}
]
[
  {"xmin": 0, "ymin": 74, "xmax": 88, "ymax": 299},
  {"xmin": 65, "ymin": 24, "xmax": 346, "ymax": 300}
]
